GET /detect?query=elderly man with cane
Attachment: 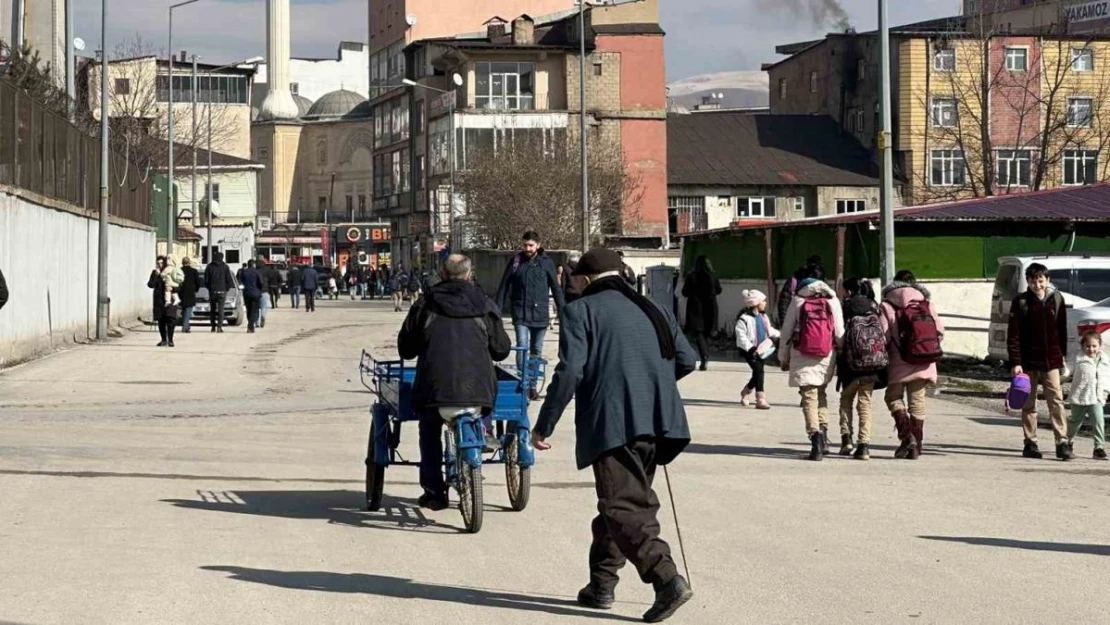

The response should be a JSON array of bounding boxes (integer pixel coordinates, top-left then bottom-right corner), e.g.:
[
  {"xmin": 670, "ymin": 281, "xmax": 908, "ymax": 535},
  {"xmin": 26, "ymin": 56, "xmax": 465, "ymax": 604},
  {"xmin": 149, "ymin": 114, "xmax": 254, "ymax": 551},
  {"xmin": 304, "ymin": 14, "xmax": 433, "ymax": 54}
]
[{"xmin": 533, "ymin": 248, "xmax": 696, "ymax": 623}]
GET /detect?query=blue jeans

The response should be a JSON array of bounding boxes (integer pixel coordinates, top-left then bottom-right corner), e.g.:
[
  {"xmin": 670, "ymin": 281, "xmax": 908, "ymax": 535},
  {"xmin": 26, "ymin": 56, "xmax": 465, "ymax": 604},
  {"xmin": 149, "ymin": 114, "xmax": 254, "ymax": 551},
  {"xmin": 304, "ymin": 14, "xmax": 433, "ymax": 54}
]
[
  {"xmin": 260, "ymin": 290, "xmax": 270, "ymax": 320},
  {"xmin": 182, "ymin": 306, "xmax": 194, "ymax": 332},
  {"xmin": 290, "ymin": 286, "xmax": 301, "ymax": 309},
  {"xmin": 514, "ymin": 324, "xmax": 547, "ymax": 388}
]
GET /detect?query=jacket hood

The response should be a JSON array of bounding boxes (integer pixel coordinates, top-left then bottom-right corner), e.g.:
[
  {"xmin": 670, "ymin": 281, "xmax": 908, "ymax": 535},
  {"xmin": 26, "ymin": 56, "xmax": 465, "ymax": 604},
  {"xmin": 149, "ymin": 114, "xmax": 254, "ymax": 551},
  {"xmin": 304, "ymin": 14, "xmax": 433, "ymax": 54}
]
[
  {"xmin": 796, "ymin": 280, "xmax": 836, "ymax": 299},
  {"xmin": 844, "ymin": 294, "xmax": 878, "ymax": 317},
  {"xmin": 882, "ymin": 280, "xmax": 931, "ymax": 306},
  {"xmin": 425, "ymin": 280, "xmax": 490, "ymax": 318}
]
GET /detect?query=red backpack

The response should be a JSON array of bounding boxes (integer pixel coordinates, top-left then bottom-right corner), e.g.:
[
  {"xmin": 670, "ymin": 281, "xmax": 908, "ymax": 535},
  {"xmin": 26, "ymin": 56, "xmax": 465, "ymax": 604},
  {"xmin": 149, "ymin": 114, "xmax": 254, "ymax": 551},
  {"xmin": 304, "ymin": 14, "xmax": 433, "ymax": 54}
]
[
  {"xmin": 894, "ymin": 299, "xmax": 943, "ymax": 364},
  {"xmin": 795, "ymin": 297, "xmax": 835, "ymax": 358}
]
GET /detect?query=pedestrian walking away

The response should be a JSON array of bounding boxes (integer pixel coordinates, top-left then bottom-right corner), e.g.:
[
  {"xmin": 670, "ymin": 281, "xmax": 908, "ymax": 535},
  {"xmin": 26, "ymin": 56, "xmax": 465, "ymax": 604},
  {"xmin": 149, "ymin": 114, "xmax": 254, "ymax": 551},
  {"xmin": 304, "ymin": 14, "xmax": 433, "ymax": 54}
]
[
  {"xmin": 837, "ymin": 278, "xmax": 888, "ymax": 461},
  {"xmin": 1067, "ymin": 331, "xmax": 1110, "ymax": 460},
  {"xmin": 301, "ymin": 265, "xmax": 318, "ymax": 313},
  {"xmin": 397, "ymin": 254, "xmax": 512, "ymax": 511},
  {"xmin": 533, "ymin": 248, "xmax": 697, "ymax": 623},
  {"xmin": 779, "ymin": 263, "xmax": 844, "ymax": 461},
  {"xmin": 203, "ymin": 251, "xmax": 235, "ymax": 333},
  {"xmin": 390, "ymin": 270, "xmax": 404, "ymax": 312},
  {"xmin": 682, "ymin": 255, "xmax": 721, "ymax": 371},
  {"xmin": 880, "ymin": 270, "xmax": 945, "ymax": 460},
  {"xmin": 1008, "ymin": 262, "xmax": 1070, "ymax": 460},
  {"xmin": 179, "ymin": 257, "xmax": 200, "ymax": 333},
  {"xmin": 776, "ymin": 254, "xmax": 822, "ymax": 327},
  {"xmin": 289, "ymin": 264, "xmax": 303, "ymax": 309},
  {"xmin": 266, "ymin": 261, "xmax": 282, "ymax": 309},
  {"xmin": 734, "ymin": 289, "xmax": 779, "ymax": 410},
  {"xmin": 148, "ymin": 256, "xmax": 177, "ymax": 347},
  {"xmin": 239, "ymin": 260, "xmax": 264, "ymax": 333},
  {"xmin": 256, "ymin": 258, "xmax": 272, "ymax": 329},
  {"xmin": 496, "ymin": 230, "xmax": 566, "ymax": 398}
]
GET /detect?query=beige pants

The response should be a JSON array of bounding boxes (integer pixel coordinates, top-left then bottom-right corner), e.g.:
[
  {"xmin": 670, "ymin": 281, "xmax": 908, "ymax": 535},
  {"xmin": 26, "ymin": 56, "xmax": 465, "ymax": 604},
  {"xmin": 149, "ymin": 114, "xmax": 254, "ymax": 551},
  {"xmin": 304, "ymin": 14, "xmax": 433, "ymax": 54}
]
[
  {"xmin": 839, "ymin": 381, "xmax": 874, "ymax": 444},
  {"xmin": 799, "ymin": 385, "xmax": 830, "ymax": 436},
  {"xmin": 1022, "ymin": 369, "xmax": 1067, "ymax": 443},
  {"xmin": 885, "ymin": 379, "xmax": 929, "ymax": 420}
]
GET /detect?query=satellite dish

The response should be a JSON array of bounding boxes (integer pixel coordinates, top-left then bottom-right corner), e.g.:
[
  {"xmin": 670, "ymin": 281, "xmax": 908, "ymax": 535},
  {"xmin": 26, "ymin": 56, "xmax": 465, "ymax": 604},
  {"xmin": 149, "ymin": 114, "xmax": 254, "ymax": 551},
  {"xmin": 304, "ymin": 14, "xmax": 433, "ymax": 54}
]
[
  {"xmin": 452, "ymin": 73, "xmax": 464, "ymax": 87},
  {"xmin": 73, "ymin": 37, "xmax": 86, "ymax": 52},
  {"xmin": 406, "ymin": 13, "xmax": 418, "ymax": 26},
  {"xmin": 204, "ymin": 198, "xmax": 222, "ymax": 218}
]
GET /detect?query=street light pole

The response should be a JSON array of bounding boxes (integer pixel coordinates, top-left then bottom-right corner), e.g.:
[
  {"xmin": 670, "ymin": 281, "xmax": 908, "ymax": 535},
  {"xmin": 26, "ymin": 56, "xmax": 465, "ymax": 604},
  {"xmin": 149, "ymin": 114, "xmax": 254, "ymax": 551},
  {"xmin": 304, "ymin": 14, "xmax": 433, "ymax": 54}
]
[
  {"xmin": 191, "ymin": 54, "xmax": 198, "ymax": 235},
  {"xmin": 579, "ymin": 0, "xmax": 588, "ymax": 253},
  {"xmin": 167, "ymin": 0, "xmax": 201, "ymax": 257},
  {"xmin": 95, "ymin": 0, "xmax": 110, "ymax": 340},
  {"xmin": 879, "ymin": 0, "xmax": 896, "ymax": 283}
]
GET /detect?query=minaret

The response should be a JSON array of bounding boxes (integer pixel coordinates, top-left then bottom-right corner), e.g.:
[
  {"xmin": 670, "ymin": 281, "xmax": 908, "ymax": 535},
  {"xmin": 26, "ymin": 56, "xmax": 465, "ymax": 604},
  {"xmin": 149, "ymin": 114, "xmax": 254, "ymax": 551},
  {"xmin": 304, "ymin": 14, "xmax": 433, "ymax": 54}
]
[{"xmin": 257, "ymin": 0, "xmax": 299, "ymax": 121}]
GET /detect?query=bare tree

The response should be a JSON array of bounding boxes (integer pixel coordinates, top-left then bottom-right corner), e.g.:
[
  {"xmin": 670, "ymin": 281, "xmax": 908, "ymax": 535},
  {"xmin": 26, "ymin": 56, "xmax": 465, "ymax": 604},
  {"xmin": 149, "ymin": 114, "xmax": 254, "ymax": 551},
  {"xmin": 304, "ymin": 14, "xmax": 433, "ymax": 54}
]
[{"xmin": 459, "ymin": 133, "xmax": 643, "ymax": 251}]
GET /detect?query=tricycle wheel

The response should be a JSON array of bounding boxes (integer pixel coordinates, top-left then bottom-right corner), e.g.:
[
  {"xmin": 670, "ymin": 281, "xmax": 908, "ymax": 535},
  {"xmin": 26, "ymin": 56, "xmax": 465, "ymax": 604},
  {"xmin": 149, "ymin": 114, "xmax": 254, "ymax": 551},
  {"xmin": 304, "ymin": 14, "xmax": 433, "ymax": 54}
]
[
  {"xmin": 504, "ymin": 435, "xmax": 531, "ymax": 512},
  {"xmin": 365, "ymin": 426, "xmax": 385, "ymax": 512},
  {"xmin": 458, "ymin": 463, "xmax": 483, "ymax": 533}
]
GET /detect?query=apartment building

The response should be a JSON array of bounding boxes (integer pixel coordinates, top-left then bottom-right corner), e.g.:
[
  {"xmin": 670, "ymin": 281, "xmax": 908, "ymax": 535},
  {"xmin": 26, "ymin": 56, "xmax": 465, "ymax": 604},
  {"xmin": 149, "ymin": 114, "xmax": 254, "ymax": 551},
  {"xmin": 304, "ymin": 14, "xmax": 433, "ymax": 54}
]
[
  {"xmin": 965, "ymin": 0, "xmax": 1110, "ymax": 34},
  {"xmin": 767, "ymin": 17, "xmax": 1110, "ymax": 204}
]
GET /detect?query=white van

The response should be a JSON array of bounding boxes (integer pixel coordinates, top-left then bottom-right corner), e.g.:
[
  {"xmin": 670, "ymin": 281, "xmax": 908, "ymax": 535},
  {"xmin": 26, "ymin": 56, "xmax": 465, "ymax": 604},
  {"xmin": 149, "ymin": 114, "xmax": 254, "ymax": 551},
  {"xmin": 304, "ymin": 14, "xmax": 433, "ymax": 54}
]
[{"xmin": 988, "ymin": 254, "xmax": 1110, "ymax": 362}]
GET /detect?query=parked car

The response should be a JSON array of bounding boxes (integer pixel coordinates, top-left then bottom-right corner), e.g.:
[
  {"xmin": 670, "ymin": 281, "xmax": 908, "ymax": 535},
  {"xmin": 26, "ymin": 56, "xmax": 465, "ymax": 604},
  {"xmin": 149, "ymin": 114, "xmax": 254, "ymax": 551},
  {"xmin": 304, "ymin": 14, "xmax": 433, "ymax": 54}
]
[
  {"xmin": 191, "ymin": 273, "xmax": 246, "ymax": 326},
  {"xmin": 989, "ymin": 254, "xmax": 1110, "ymax": 363}
]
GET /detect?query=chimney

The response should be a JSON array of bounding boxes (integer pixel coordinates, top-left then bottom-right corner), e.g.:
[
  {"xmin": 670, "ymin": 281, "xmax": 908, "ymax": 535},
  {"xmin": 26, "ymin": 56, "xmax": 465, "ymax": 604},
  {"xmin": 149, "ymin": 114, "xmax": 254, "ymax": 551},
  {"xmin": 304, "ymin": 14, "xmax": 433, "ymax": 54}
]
[
  {"xmin": 512, "ymin": 15, "xmax": 535, "ymax": 46},
  {"xmin": 485, "ymin": 17, "xmax": 507, "ymax": 39},
  {"xmin": 180, "ymin": 50, "xmax": 187, "ymax": 63}
]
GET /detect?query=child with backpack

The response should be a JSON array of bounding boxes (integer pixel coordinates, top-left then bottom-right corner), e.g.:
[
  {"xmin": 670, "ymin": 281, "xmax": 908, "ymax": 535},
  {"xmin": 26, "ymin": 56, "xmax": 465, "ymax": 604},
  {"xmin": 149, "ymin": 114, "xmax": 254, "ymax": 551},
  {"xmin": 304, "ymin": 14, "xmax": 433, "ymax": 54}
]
[
  {"xmin": 779, "ymin": 265, "xmax": 845, "ymax": 461},
  {"xmin": 880, "ymin": 270, "xmax": 944, "ymax": 460},
  {"xmin": 837, "ymin": 278, "xmax": 888, "ymax": 460},
  {"xmin": 1067, "ymin": 331, "xmax": 1110, "ymax": 460},
  {"xmin": 736, "ymin": 289, "xmax": 780, "ymax": 410},
  {"xmin": 1007, "ymin": 262, "xmax": 1071, "ymax": 461}
]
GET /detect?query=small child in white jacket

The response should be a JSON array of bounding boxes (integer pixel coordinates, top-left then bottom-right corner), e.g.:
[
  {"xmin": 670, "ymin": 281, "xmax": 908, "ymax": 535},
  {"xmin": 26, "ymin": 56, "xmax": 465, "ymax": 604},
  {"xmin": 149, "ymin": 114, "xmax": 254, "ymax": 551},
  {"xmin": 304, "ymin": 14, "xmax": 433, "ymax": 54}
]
[
  {"xmin": 735, "ymin": 289, "xmax": 780, "ymax": 409},
  {"xmin": 1068, "ymin": 331, "xmax": 1110, "ymax": 460}
]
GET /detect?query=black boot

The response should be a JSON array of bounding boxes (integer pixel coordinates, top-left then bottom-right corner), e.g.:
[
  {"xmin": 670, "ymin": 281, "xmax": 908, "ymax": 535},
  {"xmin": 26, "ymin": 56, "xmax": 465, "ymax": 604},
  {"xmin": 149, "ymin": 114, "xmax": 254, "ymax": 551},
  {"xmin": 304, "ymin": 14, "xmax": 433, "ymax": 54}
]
[
  {"xmin": 838, "ymin": 433, "xmax": 855, "ymax": 456},
  {"xmin": 808, "ymin": 432, "xmax": 824, "ymax": 461},
  {"xmin": 819, "ymin": 424, "xmax": 830, "ymax": 455},
  {"xmin": 1022, "ymin": 440, "xmax": 1043, "ymax": 459},
  {"xmin": 853, "ymin": 443, "xmax": 870, "ymax": 461},
  {"xmin": 643, "ymin": 576, "xmax": 693, "ymax": 623},
  {"xmin": 576, "ymin": 584, "xmax": 615, "ymax": 610},
  {"xmin": 1057, "ymin": 441, "xmax": 1075, "ymax": 461}
]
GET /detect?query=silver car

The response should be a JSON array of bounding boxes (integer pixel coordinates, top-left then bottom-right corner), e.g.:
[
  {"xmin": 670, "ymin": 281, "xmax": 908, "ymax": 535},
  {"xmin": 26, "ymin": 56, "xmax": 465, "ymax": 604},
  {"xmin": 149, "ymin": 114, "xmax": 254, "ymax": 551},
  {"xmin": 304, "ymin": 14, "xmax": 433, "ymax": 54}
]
[
  {"xmin": 1068, "ymin": 298, "xmax": 1110, "ymax": 370},
  {"xmin": 191, "ymin": 274, "xmax": 246, "ymax": 327}
]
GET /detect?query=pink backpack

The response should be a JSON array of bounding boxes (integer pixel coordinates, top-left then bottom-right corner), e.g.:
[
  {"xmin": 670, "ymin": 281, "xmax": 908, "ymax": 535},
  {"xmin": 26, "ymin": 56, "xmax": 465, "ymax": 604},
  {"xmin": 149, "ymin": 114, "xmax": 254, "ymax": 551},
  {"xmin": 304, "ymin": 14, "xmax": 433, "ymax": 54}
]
[{"xmin": 795, "ymin": 297, "xmax": 834, "ymax": 358}]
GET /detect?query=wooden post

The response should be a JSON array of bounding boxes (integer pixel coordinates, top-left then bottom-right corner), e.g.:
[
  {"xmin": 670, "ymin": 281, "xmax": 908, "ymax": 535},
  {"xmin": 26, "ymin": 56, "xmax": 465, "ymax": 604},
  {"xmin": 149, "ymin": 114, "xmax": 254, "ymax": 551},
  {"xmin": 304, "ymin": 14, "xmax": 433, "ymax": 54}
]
[
  {"xmin": 835, "ymin": 225, "xmax": 846, "ymax": 297},
  {"xmin": 764, "ymin": 228, "xmax": 775, "ymax": 301}
]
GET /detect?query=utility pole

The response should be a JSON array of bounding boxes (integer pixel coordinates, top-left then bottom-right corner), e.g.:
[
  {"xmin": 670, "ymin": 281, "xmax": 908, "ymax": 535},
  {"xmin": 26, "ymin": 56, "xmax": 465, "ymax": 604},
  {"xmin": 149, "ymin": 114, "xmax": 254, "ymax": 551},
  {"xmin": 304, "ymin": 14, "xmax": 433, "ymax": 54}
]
[
  {"xmin": 66, "ymin": 0, "xmax": 75, "ymax": 119},
  {"xmin": 95, "ymin": 0, "xmax": 109, "ymax": 340},
  {"xmin": 578, "ymin": 0, "xmax": 589, "ymax": 253},
  {"xmin": 167, "ymin": 16, "xmax": 175, "ymax": 255},
  {"xmin": 191, "ymin": 54, "xmax": 198, "ymax": 242},
  {"xmin": 878, "ymin": 0, "xmax": 896, "ymax": 283}
]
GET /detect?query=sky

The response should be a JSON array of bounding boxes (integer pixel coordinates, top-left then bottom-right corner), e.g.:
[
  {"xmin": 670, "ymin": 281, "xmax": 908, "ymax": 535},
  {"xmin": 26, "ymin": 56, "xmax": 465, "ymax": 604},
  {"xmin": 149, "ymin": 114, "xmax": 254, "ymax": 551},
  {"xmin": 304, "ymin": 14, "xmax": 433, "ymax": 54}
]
[{"xmin": 72, "ymin": 0, "xmax": 963, "ymax": 82}]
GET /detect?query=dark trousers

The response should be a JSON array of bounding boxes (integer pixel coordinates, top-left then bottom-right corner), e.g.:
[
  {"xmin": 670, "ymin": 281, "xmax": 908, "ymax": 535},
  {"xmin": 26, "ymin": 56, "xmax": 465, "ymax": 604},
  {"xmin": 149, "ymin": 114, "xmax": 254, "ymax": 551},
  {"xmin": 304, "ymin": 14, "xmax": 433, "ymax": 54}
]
[
  {"xmin": 743, "ymin": 352, "xmax": 766, "ymax": 392},
  {"xmin": 693, "ymin": 333, "xmax": 710, "ymax": 364},
  {"xmin": 418, "ymin": 410, "xmax": 447, "ymax": 499},
  {"xmin": 305, "ymin": 291, "xmax": 316, "ymax": 312},
  {"xmin": 210, "ymin": 292, "xmax": 227, "ymax": 328},
  {"xmin": 157, "ymin": 317, "xmax": 176, "ymax": 343},
  {"xmin": 589, "ymin": 438, "xmax": 677, "ymax": 591},
  {"xmin": 269, "ymin": 288, "xmax": 280, "ymax": 308},
  {"xmin": 245, "ymin": 295, "xmax": 261, "ymax": 330}
]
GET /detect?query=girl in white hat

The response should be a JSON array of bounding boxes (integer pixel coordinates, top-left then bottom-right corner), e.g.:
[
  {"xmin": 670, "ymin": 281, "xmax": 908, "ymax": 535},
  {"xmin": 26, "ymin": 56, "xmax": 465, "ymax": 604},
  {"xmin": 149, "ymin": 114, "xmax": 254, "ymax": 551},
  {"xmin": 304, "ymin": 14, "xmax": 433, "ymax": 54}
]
[{"xmin": 735, "ymin": 289, "xmax": 779, "ymax": 409}]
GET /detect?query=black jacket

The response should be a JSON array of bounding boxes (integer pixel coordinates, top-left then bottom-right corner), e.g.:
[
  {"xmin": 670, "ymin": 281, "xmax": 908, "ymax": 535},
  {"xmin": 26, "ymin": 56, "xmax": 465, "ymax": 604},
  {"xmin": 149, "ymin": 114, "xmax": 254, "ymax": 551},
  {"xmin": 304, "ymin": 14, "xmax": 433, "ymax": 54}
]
[
  {"xmin": 204, "ymin": 255, "xmax": 235, "ymax": 293},
  {"xmin": 496, "ymin": 251, "xmax": 565, "ymax": 327},
  {"xmin": 239, "ymin": 267, "xmax": 263, "ymax": 299},
  {"xmin": 147, "ymin": 270, "xmax": 167, "ymax": 320},
  {"xmin": 398, "ymin": 280, "xmax": 512, "ymax": 411},
  {"xmin": 257, "ymin": 265, "xmax": 271, "ymax": 291},
  {"xmin": 289, "ymin": 266, "xmax": 302, "ymax": 289},
  {"xmin": 1008, "ymin": 290, "xmax": 1067, "ymax": 371},
  {"xmin": 682, "ymin": 269, "xmax": 721, "ymax": 334},
  {"xmin": 179, "ymin": 266, "xmax": 201, "ymax": 308},
  {"xmin": 536, "ymin": 289, "xmax": 697, "ymax": 470},
  {"xmin": 0, "ymin": 267, "xmax": 8, "ymax": 311}
]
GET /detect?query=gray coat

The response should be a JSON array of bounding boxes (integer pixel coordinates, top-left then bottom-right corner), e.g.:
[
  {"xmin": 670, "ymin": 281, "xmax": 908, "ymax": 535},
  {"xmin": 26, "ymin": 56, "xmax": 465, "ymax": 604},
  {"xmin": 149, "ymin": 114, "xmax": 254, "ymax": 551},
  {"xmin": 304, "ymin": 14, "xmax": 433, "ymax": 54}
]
[{"xmin": 535, "ymin": 290, "xmax": 697, "ymax": 470}]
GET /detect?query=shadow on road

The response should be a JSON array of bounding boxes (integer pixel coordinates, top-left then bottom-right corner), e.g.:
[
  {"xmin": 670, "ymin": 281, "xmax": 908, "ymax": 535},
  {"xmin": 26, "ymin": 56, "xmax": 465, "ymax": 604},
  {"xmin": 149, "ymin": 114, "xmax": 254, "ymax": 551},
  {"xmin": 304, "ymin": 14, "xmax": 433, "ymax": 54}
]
[
  {"xmin": 920, "ymin": 535, "xmax": 1110, "ymax": 556},
  {"xmin": 200, "ymin": 565, "xmax": 642, "ymax": 621},
  {"xmin": 682, "ymin": 398, "xmax": 748, "ymax": 408},
  {"xmin": 163, "ymin": 489, "xmax": 470, "ymax": 533},
  {"xmin": 927, "ymin": 443, "xmax": 1015, "ymax": 459},
  {"xmin": 684, "ymin": 443, "xmax": 806, "ymax": 460}
]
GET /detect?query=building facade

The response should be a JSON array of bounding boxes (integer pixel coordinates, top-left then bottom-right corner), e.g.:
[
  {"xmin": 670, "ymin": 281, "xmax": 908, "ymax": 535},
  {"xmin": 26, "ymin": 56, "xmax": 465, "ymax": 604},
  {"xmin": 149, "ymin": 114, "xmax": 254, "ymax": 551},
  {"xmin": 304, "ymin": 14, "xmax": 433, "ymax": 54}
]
[
  {"xmin": 965, "ymin": 0, "xmax": 1110, "ymax": 34},
  {"xmin": 0, "ymin": 0, "xmax": 65, "ymax": 84},
  {"xmin": 250, "ymin": 41, "xmax": 370, "ymax": 103}
]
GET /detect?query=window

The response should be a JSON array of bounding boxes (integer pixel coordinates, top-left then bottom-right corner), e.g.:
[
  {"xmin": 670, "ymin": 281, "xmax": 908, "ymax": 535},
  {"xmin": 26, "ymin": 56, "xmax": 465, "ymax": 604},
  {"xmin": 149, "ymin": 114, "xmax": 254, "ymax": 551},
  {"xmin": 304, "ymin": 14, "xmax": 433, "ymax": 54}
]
[
  {"xmin": 931, "ymin": 97, "xmax": 958, "ymax": 127},
  {"xmin": 809, "ymin": 71, "xmax": 817, "ymax": 93},
  {"xmin": 1074, "ymin": 269, "xmax": 1110, "ymax": 303},
  {"xmin": 475, "ymin": 61, "xmax": 535, "ymax": 110},
  {"xmin": 290, "ymin": 82, "xmax": 299, "ymax": 95},
  {"xmin": 1005, "ymin": 47, "xmax": 1028, "ymax": 72},
  {"xmin": 205, "ymin": 183, "xmax": 220, "ymax": 202},
  {"xmin": 1063, "ymin": 149, "xmax": 1099, "ymax": 185},
  {"xmin": 791, "ymin": 197, "xmax": 805, "ymax": 212},
  {"xmin": 1067, "ymin": 97, "xmax": 1093, "ymax": 128},
  {"xmin": 836, "ymin": 199, "xmax": 867, "ymax": 214},
  {"xmin": 318, "ymin": 196, "xmax": 327, "ymax": 212},
  {"xmin": 416, "ymin": 155, "xmax": 425, "ymax": 190},
  {"xmin": 156, "ymin": 74, "xmax": 249, "ymax": 104},
  {"xmin": 1071, "ymin": 48, "xmax": 1094, "ymax": 72},
  {"xmin": 593, "ymin": 62, "xmax": 603, "ymax": 77},
  {"xmin": 778, "ymin": 78, "xmax": 787, "ymax": 100},
  {"xmin": 996, "ymin": 149, "xmax": 1032, "ymax": 187},
  {"xmin": 931, "ymin": 149, "xmax": 966, "ymax": 186},
  {"xmin": 224, "ymin": 249, "xmax": 241, "ymax": 264},
  {"xmin": 114, "ymin": 78, "xmax": 130, "ymax": 95},
  {"xmin": 668, "ymin": 196, "xmax": 707, "ymax": 232},
  {"xmin": 857, "ymin": 58, "xmax": 866, "ymax": 82},
  {"xmin": 737, "ymin": 197, "xmax": 776, "ymax": 219},
  {"xmin": 934, "ymin": 48, "xmax": 955, "ymax": 72},
  {"xmin": 856, "ymin": 109, "xmax": 865, "ymax": 134}
]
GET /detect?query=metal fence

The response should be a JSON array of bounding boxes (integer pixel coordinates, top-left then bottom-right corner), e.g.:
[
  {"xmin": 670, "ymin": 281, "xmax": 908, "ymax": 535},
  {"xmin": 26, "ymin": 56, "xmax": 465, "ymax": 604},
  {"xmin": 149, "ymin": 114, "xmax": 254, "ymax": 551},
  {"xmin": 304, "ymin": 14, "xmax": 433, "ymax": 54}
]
[{"xmin": 0, "ymin": 78, "xmax": 151, "ymax": 225}]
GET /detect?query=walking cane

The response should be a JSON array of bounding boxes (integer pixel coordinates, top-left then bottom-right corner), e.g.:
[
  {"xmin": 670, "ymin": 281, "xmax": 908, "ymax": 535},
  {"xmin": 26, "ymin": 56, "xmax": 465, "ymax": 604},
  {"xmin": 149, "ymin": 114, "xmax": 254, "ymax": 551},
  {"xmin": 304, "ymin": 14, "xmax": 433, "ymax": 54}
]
[{"xmin": 662, "ymin": 465, "xmax": 693, "ymax": 588}]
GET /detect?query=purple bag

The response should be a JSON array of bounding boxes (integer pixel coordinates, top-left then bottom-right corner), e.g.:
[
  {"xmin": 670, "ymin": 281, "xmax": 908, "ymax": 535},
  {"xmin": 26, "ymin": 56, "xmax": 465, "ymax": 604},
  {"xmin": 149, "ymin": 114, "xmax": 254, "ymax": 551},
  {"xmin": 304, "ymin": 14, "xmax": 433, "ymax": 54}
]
[{"xmin": 1006, "ymin": 374, "xmax": 1031, "ymax": 411}]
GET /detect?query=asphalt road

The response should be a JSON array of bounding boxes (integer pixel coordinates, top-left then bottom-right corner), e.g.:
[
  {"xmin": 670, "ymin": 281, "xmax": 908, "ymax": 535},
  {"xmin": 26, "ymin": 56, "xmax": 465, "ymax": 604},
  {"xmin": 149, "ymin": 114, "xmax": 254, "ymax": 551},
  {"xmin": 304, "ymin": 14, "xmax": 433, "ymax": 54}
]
[{"xmin": 1, "ymin": 297, "xmax": 1109, "ymax": 624}]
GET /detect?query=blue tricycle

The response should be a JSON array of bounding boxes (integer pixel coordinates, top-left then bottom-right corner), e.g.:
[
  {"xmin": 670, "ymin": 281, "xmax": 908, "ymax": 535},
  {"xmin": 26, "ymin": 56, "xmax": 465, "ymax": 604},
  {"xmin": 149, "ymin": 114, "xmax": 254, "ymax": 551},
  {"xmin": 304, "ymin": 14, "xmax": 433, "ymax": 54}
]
[{"xmin": 359, "ymin": 348, "xmax": 547, "ymax": 533}]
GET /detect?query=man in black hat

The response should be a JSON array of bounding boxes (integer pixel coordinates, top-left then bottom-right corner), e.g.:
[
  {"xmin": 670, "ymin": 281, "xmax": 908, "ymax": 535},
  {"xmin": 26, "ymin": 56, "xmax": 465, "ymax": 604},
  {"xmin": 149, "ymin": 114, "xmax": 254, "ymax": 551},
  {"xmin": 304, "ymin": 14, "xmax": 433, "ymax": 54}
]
[{"xmin": 533, "ymin": 248, "xmax": 697, "ymax": 623}]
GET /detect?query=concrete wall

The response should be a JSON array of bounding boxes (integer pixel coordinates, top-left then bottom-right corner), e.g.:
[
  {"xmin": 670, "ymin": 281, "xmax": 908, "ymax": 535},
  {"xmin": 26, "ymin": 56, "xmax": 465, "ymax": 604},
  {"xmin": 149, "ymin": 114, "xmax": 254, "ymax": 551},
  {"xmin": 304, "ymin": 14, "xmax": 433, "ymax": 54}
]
[{"xmin": 0, "ymin": 189, "xmax": 155, "ymax": 368}]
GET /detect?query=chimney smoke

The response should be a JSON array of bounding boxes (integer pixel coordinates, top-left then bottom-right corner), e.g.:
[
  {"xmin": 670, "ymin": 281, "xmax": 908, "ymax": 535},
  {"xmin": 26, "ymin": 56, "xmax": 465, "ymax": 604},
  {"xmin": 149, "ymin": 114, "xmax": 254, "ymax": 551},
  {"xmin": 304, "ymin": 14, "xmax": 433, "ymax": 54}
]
[{"xmin": 757, "ymin": 0, "xmax": 852, "ymax": 32}]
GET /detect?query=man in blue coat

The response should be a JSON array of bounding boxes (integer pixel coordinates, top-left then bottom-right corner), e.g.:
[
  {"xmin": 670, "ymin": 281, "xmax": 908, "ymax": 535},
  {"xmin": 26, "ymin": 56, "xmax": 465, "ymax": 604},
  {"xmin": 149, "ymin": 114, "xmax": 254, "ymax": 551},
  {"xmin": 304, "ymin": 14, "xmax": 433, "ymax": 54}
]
[
  {"xmin": 237, "ymin": 260, "xmax": 264, "ymax": 333},
  {"xmin": 301, "ymin": 265, "xmax": 319, "ymax": 313},
  {"xmin": 496, "ymin": 230, "xmax": 565, "ymax": 397},
  {"xmin": 533, "ymin": 248, "xmax": 696, "ymax": 623}
]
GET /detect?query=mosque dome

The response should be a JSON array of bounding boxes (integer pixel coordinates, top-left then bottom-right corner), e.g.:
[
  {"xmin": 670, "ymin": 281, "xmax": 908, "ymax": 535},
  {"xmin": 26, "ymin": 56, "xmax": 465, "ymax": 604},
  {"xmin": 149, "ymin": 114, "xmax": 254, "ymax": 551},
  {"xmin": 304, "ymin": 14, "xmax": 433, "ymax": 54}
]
[{"xmin": 304, "ymin": 89, "xmax": 370, "ymax": 120}]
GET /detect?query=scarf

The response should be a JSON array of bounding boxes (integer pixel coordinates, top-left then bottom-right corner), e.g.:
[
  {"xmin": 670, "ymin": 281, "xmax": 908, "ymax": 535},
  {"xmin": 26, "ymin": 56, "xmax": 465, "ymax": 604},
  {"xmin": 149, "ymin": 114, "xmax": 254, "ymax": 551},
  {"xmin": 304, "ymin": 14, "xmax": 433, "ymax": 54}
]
[{"xmin": 583, "ymin": 276, "xmax": 677, "ymax": 360}]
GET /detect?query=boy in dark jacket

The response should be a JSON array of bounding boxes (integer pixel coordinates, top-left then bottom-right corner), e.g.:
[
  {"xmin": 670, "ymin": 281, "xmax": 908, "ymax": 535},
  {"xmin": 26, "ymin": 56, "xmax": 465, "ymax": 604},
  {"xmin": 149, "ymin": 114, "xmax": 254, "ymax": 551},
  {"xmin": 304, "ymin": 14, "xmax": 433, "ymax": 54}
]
[
  {"xmin": 837, "ymin": 278, "xmax": 887, "ymax": 460},
  {"xmin": 238, "ymin": 260, "xmax": 264, "ymax": 333},
  {"xmin": 1007, "ymin": 262, "xmax": 1071, "ymax": 460},
  {"xmin": 398, "ymin": 254, "xmax": 512, "ymax": 511},
  {"xmin": 203, "ymin": 251, "xmax": 235, "ymax": 332}
]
